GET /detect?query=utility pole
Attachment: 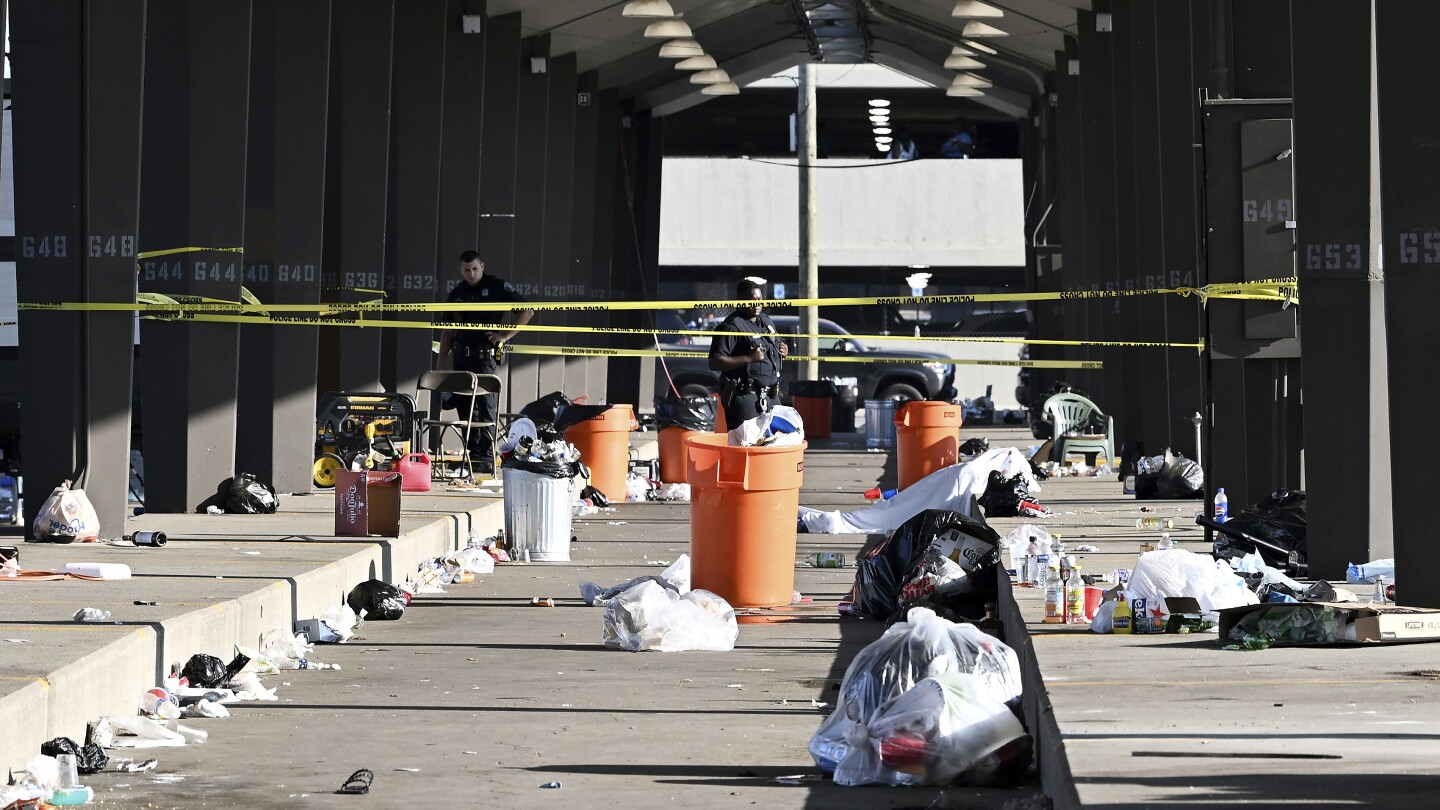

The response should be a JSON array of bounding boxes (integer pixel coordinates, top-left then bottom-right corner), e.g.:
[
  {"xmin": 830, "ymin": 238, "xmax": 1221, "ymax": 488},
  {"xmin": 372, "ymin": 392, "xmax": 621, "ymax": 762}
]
[{"xmin": 798, "ymin": 62, "xmax": 820, "ymax": 380}]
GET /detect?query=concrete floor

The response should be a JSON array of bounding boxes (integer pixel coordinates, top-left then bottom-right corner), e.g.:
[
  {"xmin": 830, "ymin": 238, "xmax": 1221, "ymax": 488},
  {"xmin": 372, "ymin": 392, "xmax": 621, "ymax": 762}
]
[{"xmin": 4, "ymin": 425, "xmax": 1438, "ymax": 808}]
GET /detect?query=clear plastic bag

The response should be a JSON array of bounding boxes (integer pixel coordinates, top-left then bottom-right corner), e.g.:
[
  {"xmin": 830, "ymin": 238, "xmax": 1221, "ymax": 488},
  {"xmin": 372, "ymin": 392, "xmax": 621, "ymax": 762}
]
[
  {"xmin": 1127, "ymin": 549, "xmax": 1257, "ymax": 613},
  {"xmin": 580, "ymin": 555, "xmax": 690, "ymax": 605},
  {"xmin": 601, "ymin": 580, "xmax": 738, "ymax": 652},
  {"xmin": 833, "ymin": 673, "xmax": 1027, "ymax": 787},
  {"xmin": 809, "ymin": 607, "xmax": 1022, "ymax": 774}
]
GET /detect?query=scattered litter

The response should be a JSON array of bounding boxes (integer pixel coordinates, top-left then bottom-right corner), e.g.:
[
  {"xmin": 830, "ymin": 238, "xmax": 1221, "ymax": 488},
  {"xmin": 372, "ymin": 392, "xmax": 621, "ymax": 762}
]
[
  {"xmin": 5, "ymin": 638, "xmax": 29, "ymax": 643},
  {"xmin": 648, "ymin": 482, "xmax": 691, "ymax": 502},
  {"xmin": 115, "ymin": 759, "xmax": 159, "ymax": 773},
  {"xmin": 539, "ymin": 781, "xmax": 563, "ymax": 789},
  {"xmin": 335, "ymin": 769, "xmax": 372, "ymax": 795},
  {"xmin": 394, "ymin": 768, "xmax": 421, "ymax": 773},
  {"xmin": 811, "ymin": 699, "xmax": 829, "ymax": 708},
  {"xmin": 1072, "ymin": 544, "xmax": 1100, "ymax": 552},
  {"xmin": 151, "ymin": 774, "xmax": 186, "ymax": 784},
  {"xmin": 772, "ymin": 774, "xmax": 819, "ymax": 785},
  {"xmin": 728, "ymin": 684, "xmax": 744, "ymax": 689},
  {"xmin": 580, "ymin": 555, "xmax": 690, "ymax": 605},
  {"xmin": 774, "ymin": 699, "xmax": 789, "ymax": 705},
  {"xmin": 606, "ymin": 521, "xmax": 628, "ymax": 526},
  {"xmin": 72, "ymin": 608, "xmax": 112, "ymax": 623},
  {"xmin": 462, "ymin": 751, "xmax": 478, "ymax": 755}
]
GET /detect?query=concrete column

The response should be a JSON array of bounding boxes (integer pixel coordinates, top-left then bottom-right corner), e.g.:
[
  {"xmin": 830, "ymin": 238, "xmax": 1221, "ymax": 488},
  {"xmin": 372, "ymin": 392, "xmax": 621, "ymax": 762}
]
[
  {"xmin": 81, "ymin": 0, "xmax": 146, "ymax": 529},
  {"xmin": 564, "ymin": 71, "xmax": 602, "ymax": 401},
  {"xmin": 12, "ymin": 0, "xmax": 86, "ymax": 534},
  {"xmin": 506, "ymin": 35, "xmax": 552, "ymax": 412},
  {"xmin": 137, "ymin": 0, "xmax": 253, "ymax": 513},
  {"xmin": 1376, "ymin": 1, "xmax": 1440, "ymax": 607},
  {"xmin": 586, "ymin": 89, "xmax": 624, "ymax": 406},
  {"xmin": 382, "ymin": 0, "xmax": 448, "ymax": 398},
  {"xmin": 1050, "ymin": 43, "xmax": 1087, "ymax": 390},
  {"xmin": 798, "ymin": 62, "xmax": 820, "ymax": 382},
  {"xmin": 476, "ymin": 13, "xmax": 521, "ymax": 410},
  {"xmin": 1291, "ymin": 0, "xmax": 1389, "ymax": 578},
  {"xmin": 1076, "ymin": 9, "xmax": 1118, "ymax": 415},
  {"xmin": 238, "ymin": 0, "xmax": 331, "ymax": 494},
  {"xmin": 318, "ymin": 0, "xmax": 393, "ymax": 394},
  {"xmin": 538, "ymin": 52, "xmax": 578, "ymax": 401},
  {"xmin": 1153, "ymin": 0, "xmax": 1207, "ymax": 459}
]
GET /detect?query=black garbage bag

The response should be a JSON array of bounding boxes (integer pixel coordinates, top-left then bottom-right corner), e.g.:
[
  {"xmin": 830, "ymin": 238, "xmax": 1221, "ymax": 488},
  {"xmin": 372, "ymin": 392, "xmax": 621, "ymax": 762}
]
[
  {"xmin": 553, "ymin": 404, "xmax": 615, "ymax": 433},
  {"xmin": 959, "ymin": 437, "xmax": 990, "ymax": 456},
  {"xmin": 978, "ymin": 471, "xmax": 1027, "ymax": 518},
  {"xmin": 520, "ymin": 392, "xmax": 570, "ymax": 430},
  {"xmin": 1203, "ymin": 489, "xmax": 1308, "ymax": 577},
  {"xmin": 849, "ymin": 509, "xmax": 1001, "ymax": 621},
  {"xmin": 502, "ymin": 455, "xmax": 581, "ymax": 479},
  {"xmin": 654, "ymin": 395, "xmax": 717, "ymax": 431},
  {"xmin": 347, "ymin": 579, "xmax": 408, "ymax": 620},
  {"xmin": 180, "ymin": 651, "xmax": 250, "ymax": 689},
  {"xmin": 791, "ymin": 380, "xmax": 839, "ymax": 399},
  {"xmin": 579, "ymin": 485, "xmax": 609, "ymax": 507},
  {"xmin": 1155, "ymin": 451, "xmax": 1204, "ymax": 499},
  {"xmin": 195, "ymin": 473, "xmax": 280, "ymax": 514},
  {"xmin": 41, "ymin": 736, "xmax": 109, "ymax": 775}
]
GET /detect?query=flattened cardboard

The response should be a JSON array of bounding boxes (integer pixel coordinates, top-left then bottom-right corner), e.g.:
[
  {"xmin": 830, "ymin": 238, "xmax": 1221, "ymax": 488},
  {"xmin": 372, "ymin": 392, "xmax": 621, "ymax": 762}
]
[
  {"xmin": 334, "ymin": 469, "xmax": 402, "ymax": 537},
  {"xmin": 1217, "ymin": 600, "xmax": 1440, "ymax": 646}
]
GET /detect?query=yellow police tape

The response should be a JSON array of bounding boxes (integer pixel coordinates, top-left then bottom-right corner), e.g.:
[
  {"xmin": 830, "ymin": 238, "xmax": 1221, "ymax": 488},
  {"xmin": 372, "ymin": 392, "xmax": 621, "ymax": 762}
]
[
  {"xmin": 18, "ymin": 277, "xmax": 1298, "ymax": 315},
  {"xmin": 130, "ymin": 308, "xmax": 1101, "ymax": 369}
]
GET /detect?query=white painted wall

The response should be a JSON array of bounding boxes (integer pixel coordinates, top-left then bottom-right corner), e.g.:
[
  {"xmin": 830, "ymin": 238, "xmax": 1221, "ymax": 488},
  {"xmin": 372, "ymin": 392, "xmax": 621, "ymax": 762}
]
[{"xmin": 659, "ymin": 157, "xmax": 1026, "ymax": 268}]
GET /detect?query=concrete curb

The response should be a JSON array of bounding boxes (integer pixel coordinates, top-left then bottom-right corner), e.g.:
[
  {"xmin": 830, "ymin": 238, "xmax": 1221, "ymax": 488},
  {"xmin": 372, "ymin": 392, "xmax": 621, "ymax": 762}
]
[{"xmin": 0, "ymin": 501, "xmax": 501, "ymax": 776}]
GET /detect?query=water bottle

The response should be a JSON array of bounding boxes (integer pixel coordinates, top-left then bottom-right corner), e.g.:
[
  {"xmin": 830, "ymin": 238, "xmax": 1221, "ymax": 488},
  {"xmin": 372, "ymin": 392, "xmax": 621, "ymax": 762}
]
[
  {"xmin": 1022, "ymin": 537, "xmax": 1041, "ymax": 587},
  {"xmin": 805, "ymin": 552, "xmax": 847, "ymax": 568},
  {"xmin": 1157, "ymin": 533, "xmax": 1174, "ymax": 550},
  {"xmin": 1033, "ymin": 548, "xmax": 1051, "ymax": 589},
  {"xmin": 1213, "ymin": 488, "xmax": 1229, "ymax": 524}
]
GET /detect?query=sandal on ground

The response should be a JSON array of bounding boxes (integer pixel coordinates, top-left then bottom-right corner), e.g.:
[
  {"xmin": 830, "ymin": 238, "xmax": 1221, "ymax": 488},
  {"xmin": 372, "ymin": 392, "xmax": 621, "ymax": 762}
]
[{"xmin": 336, "ymin": 768, "xmax": 373, "ymax": 795}]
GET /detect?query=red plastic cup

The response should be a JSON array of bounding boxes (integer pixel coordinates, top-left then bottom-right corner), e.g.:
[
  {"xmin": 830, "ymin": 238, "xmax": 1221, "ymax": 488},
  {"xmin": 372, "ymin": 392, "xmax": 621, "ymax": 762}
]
[{"xmin": 1084, "ymin": 586, "xmax": 1105, "ymax": 621}]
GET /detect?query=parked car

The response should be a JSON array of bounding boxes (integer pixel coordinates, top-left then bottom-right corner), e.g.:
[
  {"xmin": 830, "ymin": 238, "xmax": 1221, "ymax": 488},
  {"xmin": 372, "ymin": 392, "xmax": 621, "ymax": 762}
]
[{"xmin": 654, "ymin": 315, "xmax": 956, "ymax": 403}]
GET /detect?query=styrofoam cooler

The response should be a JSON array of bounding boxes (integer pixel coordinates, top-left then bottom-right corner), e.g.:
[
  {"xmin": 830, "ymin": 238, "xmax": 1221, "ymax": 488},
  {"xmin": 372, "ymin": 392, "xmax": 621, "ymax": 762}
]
[
  {"xmin": 864, "ymin": 399, "xmax": 897, "ymax": 449},
  {"xmin": 502, "ymin": 467, "xmax": 575, "ymax": 562}
]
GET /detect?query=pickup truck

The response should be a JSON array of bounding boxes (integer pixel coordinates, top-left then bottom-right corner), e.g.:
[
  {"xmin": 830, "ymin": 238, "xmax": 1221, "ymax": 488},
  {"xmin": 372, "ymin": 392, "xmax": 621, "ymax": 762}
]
[{"xmin": 654, "ymin": 314, "xmax": 957, "ymax": 403}]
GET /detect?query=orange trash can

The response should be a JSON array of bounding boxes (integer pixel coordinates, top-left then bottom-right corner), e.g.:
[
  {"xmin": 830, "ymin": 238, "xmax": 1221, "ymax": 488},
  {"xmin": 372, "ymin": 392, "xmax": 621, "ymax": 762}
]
[
  {"xmin": 686, "ymin": 433, "xmax": 807, "ymax": 608},
  {"xmin": 894, "ymin": 401, "xmax": 963, "ymax": 490},
  {"xmin": 564, "ymin": 404, "xmax": 635, "ymax": 502},
  {"xmin": 658, "ymin": 426, "xmax": 702, "ymax": 483}
]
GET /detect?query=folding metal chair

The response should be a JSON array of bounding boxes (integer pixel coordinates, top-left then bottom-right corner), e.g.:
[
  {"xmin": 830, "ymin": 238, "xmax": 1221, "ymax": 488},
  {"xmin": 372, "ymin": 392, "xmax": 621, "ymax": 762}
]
[{"xmin": 416, "ymin": 370, "xmax": 503, "ymax": 481}]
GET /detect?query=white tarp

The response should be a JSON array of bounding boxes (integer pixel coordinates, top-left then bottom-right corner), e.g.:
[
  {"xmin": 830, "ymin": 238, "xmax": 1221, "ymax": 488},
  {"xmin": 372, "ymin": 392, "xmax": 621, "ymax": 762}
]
[{"xmin": 798, "ymin": 447, "xmax": 1037, "ymax": 534}]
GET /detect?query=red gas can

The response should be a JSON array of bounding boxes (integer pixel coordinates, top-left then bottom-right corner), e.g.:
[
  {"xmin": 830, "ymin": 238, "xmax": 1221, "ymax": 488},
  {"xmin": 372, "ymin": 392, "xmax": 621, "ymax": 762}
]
[{"xmin": 398, "ymin": 453, "xmax": 432, "ymax": 493}]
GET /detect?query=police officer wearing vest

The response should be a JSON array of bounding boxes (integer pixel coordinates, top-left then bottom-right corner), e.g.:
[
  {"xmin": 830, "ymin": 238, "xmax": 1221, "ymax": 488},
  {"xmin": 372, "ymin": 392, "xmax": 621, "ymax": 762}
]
[
  {"xmin": 436, "ymin": 251, "xmax": 534, "ymax": 472},
  {"xmin": 709, "ymin": 277, "xmax": 788, "ymax": 429}
]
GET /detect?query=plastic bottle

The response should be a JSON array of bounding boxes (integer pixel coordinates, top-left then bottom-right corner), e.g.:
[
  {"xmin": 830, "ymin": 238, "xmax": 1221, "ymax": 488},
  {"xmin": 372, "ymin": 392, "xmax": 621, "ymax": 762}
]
[
  {"xmin": 1213, "ymin": 488, "xmax": 1229, "ymax": 524},
  {"xmin": 1021, "ymin": 536, "xmax": 1041, "ymax": 587},
  {"xmin": 1157, "ymin": 533, "xmax": 1174, "ymax": 550},
  {"xmin": 805, "ymin": 552, "xmax": 847, "ymax": 568},
  {"xmin": 1112, "ymin": 593, "xmax": 1133, "ymax": 634},
  {"xmin": 1065, "ymin": 566, "xmax": 1085, "ymax": 623},
  {"xmin": 1372, "ymin": 575, "xmax": 1388, "ymax": 605},
  {"xmin": 1044, "ymin": 572, "xmax": 1064, "ymax": 623},
  {"xmin": 1033, "ymin": 545, "xmax": 1051, "ymax": 590},
  {"xmin": 1135, "ymin": 517, "xmax": 1174, "ymax": 530}
]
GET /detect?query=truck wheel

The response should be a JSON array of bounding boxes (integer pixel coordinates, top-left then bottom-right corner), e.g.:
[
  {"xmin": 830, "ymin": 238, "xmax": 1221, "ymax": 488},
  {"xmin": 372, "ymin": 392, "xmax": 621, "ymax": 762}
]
[{"xmin": 877, "ymin": 383, "xmax": 924, "ymax": 403}]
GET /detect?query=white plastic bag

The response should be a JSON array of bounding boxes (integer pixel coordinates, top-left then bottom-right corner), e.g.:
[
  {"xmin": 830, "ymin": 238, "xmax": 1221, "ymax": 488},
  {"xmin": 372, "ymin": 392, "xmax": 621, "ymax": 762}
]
[
  {"xmin": 580, "ymin": 554, "xmax": 691, "ymax": 605},
  {"xmin": 445, "ymin": 547, "xmax": 496, "ymax": 576},
  {"xmin": 601, "ymin": 579, "xmax": 738, "ymax": 652},
  {"xmin": 833, "ymin": 673, "xmax": 1027, "ymax": 787},
  {"xmin": 1090, "ymin": 599, "xmax": 1117, "ymax": 634},
  {"xmin": 1127, "ymin": 549, "xmax": 1257, "ymax": 613},
  {"xmin": 32, "ymin": 480, "xmax": 101, "ymax": 542},
  {"xmin": 810, "ymin": 607, "xmax": 1022, "ymax": 774},
  {"xmin": 727, "ymin": 406, "xmax": 805, "ymax": 447},
  {"xmin": 1001, "ymin": 525, "xmax": 1052, "ymax": 571}
]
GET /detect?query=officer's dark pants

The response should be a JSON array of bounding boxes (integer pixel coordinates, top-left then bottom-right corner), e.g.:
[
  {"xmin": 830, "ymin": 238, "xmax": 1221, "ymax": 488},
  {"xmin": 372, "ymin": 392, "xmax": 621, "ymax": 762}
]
[
  {"xmin": 452, "ymin": 353, "xmax": 499, "ymax": 466},
  {"xmin": 721, "ymin": 389, "xmax": 770, "ymax": 431}
]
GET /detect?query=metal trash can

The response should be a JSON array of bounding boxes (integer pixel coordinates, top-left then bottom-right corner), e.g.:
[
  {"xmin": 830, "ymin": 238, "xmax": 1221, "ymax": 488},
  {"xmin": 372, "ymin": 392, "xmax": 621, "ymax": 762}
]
[
  {"xmin": 502, "ymin": 466, "xmax": 575, "ymax": 562},
  {"xmin": 864, "ymin": 399, "xmax": 897, "ymax": 449}
]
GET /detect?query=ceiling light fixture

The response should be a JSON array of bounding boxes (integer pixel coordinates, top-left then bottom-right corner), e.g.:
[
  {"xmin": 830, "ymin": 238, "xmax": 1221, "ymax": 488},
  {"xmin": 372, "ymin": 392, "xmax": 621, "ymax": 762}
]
[
  {"xmin": 622, "ymin": 0, "xmax": 677, "ymax": 17},
  {"xmin": 657, "ymin": 38, "xmax": 704, "ymax": 58},
  {"xmin": 674, "ymin": 54, "xmax": 717, "ymax": 70},
  {"xmin": 951, "ymin": 72, "xmax": 993, "ymax": 88},
  {"xmin": 962, "ymin": 21, "xmax": 1008, "ymax": 37},
  {"xmin": 947, "ymin": 86, "xmax": 985, "ymax": 97},
  {"xmin": 951, "ymin": 1, "xmax": 1004, "ymax": 18},
  {"xmin": 701, "ymin": 82, "xmax": 740, "ymax": 95},
  {"xmin": 963, "ymin": 39, "xmax": 998, "ymax": 54},
  {"xmin": 690, "ymin": 68, "xmax": 732, "ymax": 84},
  {"xmin": 869, "ymin": 106, "xmax": 890, "ymax": 115},
  {"xmin": 873, "ymin": 127, "xmax": 892, "ymax": 135},
  {"xmin": 868, "ymin": 98, "xmax": 891, "ymax": 107},
  {"xmin": 644, "ymin": 18, "xmax": 693, "ymax": 38},
  {"xmin": 875, "ymin": 136, "xmax": 893, "ymax": 144},
  {"xmin": 875, "ymin": 142, "xmax": 890, "ymax": 152},
  {"xmin": 945, "ymin": 55, "xmax": 985, "ymax": 69},
  {"xmin": 869, "ymin": 115, "xmax": 889, "ymax": 125}
]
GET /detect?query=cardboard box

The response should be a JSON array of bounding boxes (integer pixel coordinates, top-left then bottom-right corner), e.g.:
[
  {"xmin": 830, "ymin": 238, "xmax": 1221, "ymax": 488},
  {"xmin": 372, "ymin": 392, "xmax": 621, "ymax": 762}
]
[
  {"xmin": 1217, "ymin": 600, "xmax": 1440, "ymax": 646},
  {"xmin": 334, "ymin": 469, "xmax": 402, "ymax": 537}
]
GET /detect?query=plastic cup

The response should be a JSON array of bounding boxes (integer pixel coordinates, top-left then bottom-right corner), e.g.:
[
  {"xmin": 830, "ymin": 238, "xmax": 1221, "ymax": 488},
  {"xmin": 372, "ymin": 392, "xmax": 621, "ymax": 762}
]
[
  {"xmin": 56, "ymin": 753, "xmax": 80, "ymax": 788},
  {"xmin": 1084, "ymin": 587, "xmax": 1104, "ymax": 621}
]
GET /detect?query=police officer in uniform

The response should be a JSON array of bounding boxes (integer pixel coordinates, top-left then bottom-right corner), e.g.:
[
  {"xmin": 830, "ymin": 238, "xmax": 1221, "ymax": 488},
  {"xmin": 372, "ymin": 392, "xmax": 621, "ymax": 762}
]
[
  {"xmin": 436, "ymin": 251, "xmax": 534, "ymax": 472},
  {"xmin": 708, "ymin": 278, "xmax": 788, "ymax": 431}
]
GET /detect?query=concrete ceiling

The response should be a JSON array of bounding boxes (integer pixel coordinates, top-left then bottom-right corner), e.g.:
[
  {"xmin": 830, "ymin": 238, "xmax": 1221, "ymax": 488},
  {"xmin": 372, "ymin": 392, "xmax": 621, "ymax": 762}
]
[{"xmin": 491, "ymin": 0, "xmax": 1089, "ymax": 118}]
